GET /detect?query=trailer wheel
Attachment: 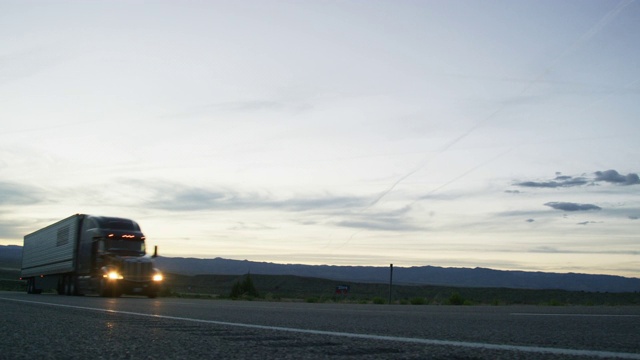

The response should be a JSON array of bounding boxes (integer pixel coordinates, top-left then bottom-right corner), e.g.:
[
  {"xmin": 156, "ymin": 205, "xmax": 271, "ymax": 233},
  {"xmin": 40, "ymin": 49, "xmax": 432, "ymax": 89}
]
[
  {"xmin": 63, "ymin": 276, "xmax": 69, "ymax": 295},
  {"xmin": 66, "ymin": 276, "xmax": 77, "ymax": 296},
  {"xmin": 57, "ymin": 278, "xmax": 65, "ymax": 295},
  {"xmin": 27, "ymin": 279, "xmax": 41, "ymax": 294},
  {"xmin": 26, "ymin": 279, "xmax": 34, "ymax": 294}
]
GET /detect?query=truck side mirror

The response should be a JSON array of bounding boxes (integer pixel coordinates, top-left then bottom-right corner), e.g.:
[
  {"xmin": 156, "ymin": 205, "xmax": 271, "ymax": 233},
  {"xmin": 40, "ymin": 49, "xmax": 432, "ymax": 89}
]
[{"xmin": 152, "ymin": 245, "xmax": 158, "ymax": 258}]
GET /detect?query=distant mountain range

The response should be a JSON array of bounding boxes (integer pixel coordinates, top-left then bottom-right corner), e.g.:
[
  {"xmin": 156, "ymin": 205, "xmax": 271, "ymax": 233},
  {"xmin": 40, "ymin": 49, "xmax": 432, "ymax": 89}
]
[
  {"xmin": 0, "ymin": 245, "xmax": 22, "ymax": 270},
  {"xmin": 154, "ymin": 256, "xmax": 640, "ymax": 293},
  {"xmin": 2, "ymin": 245, "xmax": 639, "ymax": 293}
]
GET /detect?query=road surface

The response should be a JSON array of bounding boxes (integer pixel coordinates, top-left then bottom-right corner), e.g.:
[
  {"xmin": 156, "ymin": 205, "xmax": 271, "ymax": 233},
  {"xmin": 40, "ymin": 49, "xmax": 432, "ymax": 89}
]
[{"xmin": 1, "ymin": 291, "xmax": 639, "ymax": 359}]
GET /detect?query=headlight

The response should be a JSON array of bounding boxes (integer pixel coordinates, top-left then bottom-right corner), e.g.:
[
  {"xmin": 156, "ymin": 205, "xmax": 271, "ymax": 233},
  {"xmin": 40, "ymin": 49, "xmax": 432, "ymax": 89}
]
[
  {"xmin": 106, "ymin": 271, "xmax": 123, "ymax": 280},
  {"xmin": 152, "ymin": 273, "xmax": 163, "ymax": 282}
]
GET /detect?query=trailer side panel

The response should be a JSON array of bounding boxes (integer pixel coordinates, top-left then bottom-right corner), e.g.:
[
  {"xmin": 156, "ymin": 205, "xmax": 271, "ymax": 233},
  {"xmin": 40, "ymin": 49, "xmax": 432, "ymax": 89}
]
[{"xmin": 21, "ymin": 215, "xmax": 81, "ymax": 278}]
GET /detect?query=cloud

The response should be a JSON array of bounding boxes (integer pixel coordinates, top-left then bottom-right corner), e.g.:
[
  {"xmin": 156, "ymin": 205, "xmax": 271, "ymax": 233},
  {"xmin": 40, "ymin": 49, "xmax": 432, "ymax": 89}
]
[
  {"xmin": 228, "ymin": 222, "xmax": 275, "ymax": 231},
  {"xmin": 136, "ymin": 181, "xmax": 367, "ymax": 212},
  {"xmin": 515, "ymin": 175, "xmax": 589, "ymax": 188},
  {"xmin": 0, "ymin": 215, "xmax": 25, "ymax": 239},
  {"xmin": 214, "ymin": 100, "xmax": 287, "ymax": 112},
  {"xmin": 336, "ymin": 220, "xmax": 419, "ymax": 231},
  {"xmin": 514, "ymin": 169, "xmax": 639, "ymax": 189},
  {"xmin": 0, "ymin": 181, "xmax": 43, "ymax": 206},
  {"xmin": 525, "ymin": 218, "xmax": 535, "ymax": 223},
  {"xmin": 594, "ymin": 170, "xmax": 640, "ymax": 185},
  {"xmin": 336, "ymin": 217, "xmax": 423, "ymax": 232},
  {"xmin": 544, "ymin": 202, "xmax": 602, "ymax": 212},
  {"xmin": 335, "ymin": 206, "xmax": 424, "ymax": 232},
  {"xmin": 0, "ymin": 44, "xmax": 80, "ymax": 86},
  {"xmin": 577, "ymin": 221, "xmax": 598, "ymax": 225},
  {"xmin": 158, "ymin": 188, "xmax": 227, "ymax": 211},
  {"xmin": 529, "ymin": 246, "xmax": 640, "ymax": 255},
  {"xmin": 530, "ymin": 246, "xmax": 561, "ymax": 253}
]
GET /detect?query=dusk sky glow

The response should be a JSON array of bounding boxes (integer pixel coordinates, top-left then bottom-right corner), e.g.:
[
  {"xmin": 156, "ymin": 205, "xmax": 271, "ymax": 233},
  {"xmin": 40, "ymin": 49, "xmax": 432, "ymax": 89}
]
[{"xmin": 1, "ymin": 1, "xmax": 639, "ymax": 277}]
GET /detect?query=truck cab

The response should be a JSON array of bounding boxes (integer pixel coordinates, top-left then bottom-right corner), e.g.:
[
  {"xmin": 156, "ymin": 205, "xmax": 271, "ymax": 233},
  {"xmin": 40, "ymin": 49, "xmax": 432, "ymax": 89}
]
[{"xmin": 77, "ymin": 216, "xmax": 162, "ymax": 298}]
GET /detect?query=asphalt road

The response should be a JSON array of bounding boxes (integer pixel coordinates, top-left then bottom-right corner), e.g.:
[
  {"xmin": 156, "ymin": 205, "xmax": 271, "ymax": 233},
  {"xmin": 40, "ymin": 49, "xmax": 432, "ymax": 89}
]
[{"xmin": 1, "ymin": 291, "xmax": 639, "ymax": 359}]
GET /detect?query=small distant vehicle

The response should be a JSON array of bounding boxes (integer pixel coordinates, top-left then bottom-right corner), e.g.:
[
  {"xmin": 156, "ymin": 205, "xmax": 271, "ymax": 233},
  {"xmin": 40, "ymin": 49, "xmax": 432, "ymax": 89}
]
[{"xmin": 20, "ymin": 214, "xmax": 163, "ymax": 298}]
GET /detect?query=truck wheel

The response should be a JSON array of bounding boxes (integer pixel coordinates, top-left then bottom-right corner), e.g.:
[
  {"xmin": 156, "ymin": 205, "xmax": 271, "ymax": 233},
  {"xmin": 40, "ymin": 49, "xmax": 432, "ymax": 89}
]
[
  {"xmin": 27, "ymin": 279, "xmax": 41, "ymax": 294},
  {"xmin": 147, "ymin": 291, "xmax": 157, "ymax": 299},
  {"xmin": 99, "ymin": 280, "xmax": 119, "ymax": 297},
  {"xmin": 99, "ymin": 279, "xmax": 110, "ymax": 297},
  {"xmin": 68, "ymin": 276, "xmax": 77, "ymax": 296},
  {"xmin": 63, "ymin": 276, "xmax": 71, "ymax": 295}
]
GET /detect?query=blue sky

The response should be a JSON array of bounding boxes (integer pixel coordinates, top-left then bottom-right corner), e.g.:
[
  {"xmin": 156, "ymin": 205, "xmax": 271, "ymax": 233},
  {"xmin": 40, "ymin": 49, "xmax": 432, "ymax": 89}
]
[{"xmin": 1, "ymin": 1, "xmax": 639, "ymax": 276}]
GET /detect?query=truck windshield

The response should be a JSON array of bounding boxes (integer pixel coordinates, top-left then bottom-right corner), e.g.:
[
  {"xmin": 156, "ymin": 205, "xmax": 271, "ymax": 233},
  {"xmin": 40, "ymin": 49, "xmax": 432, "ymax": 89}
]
[{"xmin": 106, "ymin": 239, "xmax": 146, "ymax": 255}]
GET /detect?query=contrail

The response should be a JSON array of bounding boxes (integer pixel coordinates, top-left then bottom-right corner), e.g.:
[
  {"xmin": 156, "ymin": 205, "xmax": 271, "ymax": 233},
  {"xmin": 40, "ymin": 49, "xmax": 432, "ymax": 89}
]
[
  {"xmin": 408, "ymin": 146, "xmax": 516, "ymax": 207},
  {"xmin": 362, "ymin": 0, "xmax": 634, "ymax": 212},
  {"xmin": 335, "ymin": 1, "xmax": 634, "ymax": 250},
  {"xmin": 520, "ymin": 0, "xmax": 635, "ymax": 96}
]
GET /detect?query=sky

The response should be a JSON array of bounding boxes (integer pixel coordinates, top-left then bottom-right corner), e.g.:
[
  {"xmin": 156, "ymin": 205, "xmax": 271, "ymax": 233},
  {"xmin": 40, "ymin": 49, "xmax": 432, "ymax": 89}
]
[{"xmin": 1, "ymin": 0, "xmax": 639, "ymax": 277}]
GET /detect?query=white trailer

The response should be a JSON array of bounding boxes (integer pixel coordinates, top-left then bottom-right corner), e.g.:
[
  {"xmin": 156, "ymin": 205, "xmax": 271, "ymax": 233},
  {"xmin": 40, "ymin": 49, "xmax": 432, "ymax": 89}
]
[{"xmin": 21, "ymin": 215, "xmax": 80, "ymax": 279}]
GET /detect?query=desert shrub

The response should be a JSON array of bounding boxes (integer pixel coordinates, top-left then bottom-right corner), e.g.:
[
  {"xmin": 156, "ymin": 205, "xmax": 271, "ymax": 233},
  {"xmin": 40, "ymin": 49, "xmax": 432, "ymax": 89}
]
[
  {"xmin": 230, "ymin": 274, "xmax": 259, "ymax": 299},
  {"xmin": 410, "ymin": 297, "xmax": 426, "ymax": 305},
  {"xmin": 159, "ymin": 287, "xmax": 175, "ymax": 297},
  {"xmin": 448, "ymin": 292, "xmax": 465, "ymax": 305}
]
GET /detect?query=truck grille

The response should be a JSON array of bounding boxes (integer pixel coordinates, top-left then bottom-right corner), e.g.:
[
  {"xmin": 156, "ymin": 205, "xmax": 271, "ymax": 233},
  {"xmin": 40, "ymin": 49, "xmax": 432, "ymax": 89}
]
[{"xmin": 122, "ymin": 259, "xmax": 153, "ymax": 282}]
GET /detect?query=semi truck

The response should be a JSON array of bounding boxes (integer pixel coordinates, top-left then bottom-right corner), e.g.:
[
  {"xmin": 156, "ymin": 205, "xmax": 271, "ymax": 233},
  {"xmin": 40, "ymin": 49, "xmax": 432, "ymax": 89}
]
[{"xmin": 20, "ymin": 214, "xmax": 163, "ymax": 298}]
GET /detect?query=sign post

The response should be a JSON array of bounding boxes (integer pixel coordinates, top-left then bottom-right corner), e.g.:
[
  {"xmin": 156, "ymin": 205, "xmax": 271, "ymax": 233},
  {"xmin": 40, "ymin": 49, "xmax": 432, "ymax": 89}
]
[
  {"xmin": 388, "ymin": 263, "xmax": 393, "ymax": 304},
  {"xmin": 335, "ymin": 284, "xmax": 350, "ymax": 299}
]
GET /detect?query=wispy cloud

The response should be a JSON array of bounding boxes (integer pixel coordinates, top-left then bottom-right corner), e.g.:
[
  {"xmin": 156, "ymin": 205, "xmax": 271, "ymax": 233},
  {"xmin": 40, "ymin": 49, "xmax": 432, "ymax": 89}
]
[
  {"xmin": 128, "ymin": 180, "xmax": 367, "ymax": 213},
  {"xmin": 212, "ymin": 100, "xmax": 289, "ymax": 112},
  {"xmin": 530, "ymin": 246, "xmax": 640, "ymax": 256},
  {"xmin": 577, "ymin": 221, "xmax": 598, "ymax": 225},
  {"xmin": 335, "ymin": 205, "xmax": 425, "ymax": 232},
  {"xmin": 0, "ymin": 181, "xmax": 43, "ymax": 206},
  {"xmin": 0, "ymin": 44, "xmax": 80, "ymax": 86},
  {"xmin": 336, "ymin": 219, "xmax": 422, "ymax": 232},
  {"xmin": 0, "ymin": 213, "xmax": 27, "ymax": 239}
]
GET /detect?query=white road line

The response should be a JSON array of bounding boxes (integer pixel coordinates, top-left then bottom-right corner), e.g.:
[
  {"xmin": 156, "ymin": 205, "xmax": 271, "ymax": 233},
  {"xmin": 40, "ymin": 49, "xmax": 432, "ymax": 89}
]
[
  {"xmin": 3, "ymin": 297, "xmax": 640, "ymax": 359},
  {"xmin": 512, "ymin": 313, "xmax": 640, "ymax": 318}
]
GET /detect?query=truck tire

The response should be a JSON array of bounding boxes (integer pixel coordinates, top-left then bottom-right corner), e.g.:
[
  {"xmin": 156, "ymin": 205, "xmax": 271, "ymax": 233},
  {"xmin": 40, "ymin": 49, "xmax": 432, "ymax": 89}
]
[
  {"xmin": 64, "ymin": 276, "xmax": 71, "ymax": 295},
  {"xmin": 57, "ymin": 278, "xmax": 65, "ymax": 295},
  {"xmin": 27, "ymin": 279, "xmax": 42, "ymax": 294},
  {"xmin": 98, "ymin": 279, "xmax": 110, "ymax": 297},
  {"xmin": 27, "ymin": 279, "xmax": 34, "ymax": 294},
  {"xmin": 99, "ymin": 280, "xmax": 120, "ymax": 297},
  {"xmin": 66, "ymin": 276, "xmax": 77, "ymax": 296}
]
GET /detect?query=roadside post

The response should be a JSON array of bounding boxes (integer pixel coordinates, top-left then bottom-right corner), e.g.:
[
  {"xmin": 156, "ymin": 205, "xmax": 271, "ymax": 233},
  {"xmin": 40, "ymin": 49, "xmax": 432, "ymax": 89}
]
[
  {"xmin": 389, "ymin": 263, "xmax": 393, "ymax": 304},
  {"xmin": 335, "ymin": 284, "xmax": 350, "ymax": 301}
]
